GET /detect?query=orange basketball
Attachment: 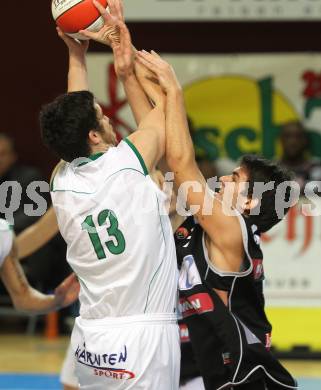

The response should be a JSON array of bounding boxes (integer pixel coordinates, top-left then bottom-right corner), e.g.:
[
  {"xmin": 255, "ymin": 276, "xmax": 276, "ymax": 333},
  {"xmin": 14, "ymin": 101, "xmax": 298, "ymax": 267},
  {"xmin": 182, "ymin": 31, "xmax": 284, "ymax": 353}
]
[{"xmin": 52, "ymin": 0, "xmax": 108, "ymax": 40}]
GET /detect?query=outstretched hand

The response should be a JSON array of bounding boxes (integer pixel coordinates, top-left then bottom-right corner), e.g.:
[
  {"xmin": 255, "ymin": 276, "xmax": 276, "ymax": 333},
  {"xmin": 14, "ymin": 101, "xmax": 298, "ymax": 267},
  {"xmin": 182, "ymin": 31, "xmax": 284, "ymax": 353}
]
[
  {"xmin": 136, "ymin": 50, "xmax": 181, "ymax": 94},
  {"xmin": 112, "ymin": 22, "xmax": 134, "ymax": 80},
  {"xmin": 79, "ymin": 0, "xmax": 133, "ymax": 79},
  {"xmin": 57, "ymin": 27, "xmax": 89, "ymax": 57},
  {"xmin": 79, "ymin": 0, "xmax": 123, "ymax": 47},
  {"xmin": 135, "ymin": 58, "xmax": 166, "ymax": 108},
  {"xmin": 54, "ymin": 273, "xmax": 80, "ymax": 309}
]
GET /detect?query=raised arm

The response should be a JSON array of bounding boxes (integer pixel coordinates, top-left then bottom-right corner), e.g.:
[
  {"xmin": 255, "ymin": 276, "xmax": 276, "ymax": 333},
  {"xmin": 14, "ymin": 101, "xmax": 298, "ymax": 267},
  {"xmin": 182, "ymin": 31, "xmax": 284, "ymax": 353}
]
[
  {"xmin": 1, "ymin": 242, "xmax": 79, "ymax": 314},
  {"xmin": 80, "ymin": 0, "xmax": 166, "ymax": 171},
  {"xmin": 136, "ymin": 51, "xmax": 244, "ymax": 267},
  {"xmin": 16, "ymin": 207, "xmax": 59, "ymax": 259},
  {"xmin": 80, "ymin": 0, "xmax": 165, "ymax": 123},
  {"xmin": 56, "ymin": 27, "xmax": 89, "ymax": 92}
]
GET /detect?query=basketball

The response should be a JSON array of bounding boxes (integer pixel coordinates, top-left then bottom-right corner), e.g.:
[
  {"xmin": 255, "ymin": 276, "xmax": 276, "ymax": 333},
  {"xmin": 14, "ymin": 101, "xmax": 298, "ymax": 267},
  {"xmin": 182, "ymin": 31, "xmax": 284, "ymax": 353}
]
[{"xmin": 52, "ymin": 0, "xmax": 108, "ymax": 40}]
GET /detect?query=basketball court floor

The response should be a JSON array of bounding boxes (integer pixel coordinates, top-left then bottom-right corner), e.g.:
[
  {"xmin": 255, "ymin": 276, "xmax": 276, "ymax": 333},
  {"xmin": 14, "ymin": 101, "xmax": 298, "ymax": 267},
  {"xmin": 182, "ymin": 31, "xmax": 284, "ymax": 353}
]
[{"xmin": 0, "ymin": 335, "xmax": 320, "ymax": 389}]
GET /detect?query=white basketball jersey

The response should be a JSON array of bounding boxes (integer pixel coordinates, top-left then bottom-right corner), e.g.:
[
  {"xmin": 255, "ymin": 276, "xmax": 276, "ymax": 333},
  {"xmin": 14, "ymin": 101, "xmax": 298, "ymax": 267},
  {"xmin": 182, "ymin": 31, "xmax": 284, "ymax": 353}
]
[
  {"xmin": 0, "ymin": 219, "xmax": 13, "ymax": 268},
  {"xmin": 51, "ymin": 140, "xmax": 178, "ymax": 319}
]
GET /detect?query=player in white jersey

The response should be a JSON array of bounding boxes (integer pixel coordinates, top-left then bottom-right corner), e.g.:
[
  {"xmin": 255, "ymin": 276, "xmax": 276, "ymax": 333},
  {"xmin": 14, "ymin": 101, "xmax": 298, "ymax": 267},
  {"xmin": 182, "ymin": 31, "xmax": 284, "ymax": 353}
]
[
  {"xmin": 0, "ymin": 217, "xmax": 79, "ymax": 314},
  {"xmin": 39, "ymin": 2, "xmax": 180, "ymax": 389},
  {"xmin": 16, "ymin": 174, "xmax": 177, "ymax": 390},
  {"xmin": 16, "ymin": 173, "xmax": 192, "ymax": 390}
]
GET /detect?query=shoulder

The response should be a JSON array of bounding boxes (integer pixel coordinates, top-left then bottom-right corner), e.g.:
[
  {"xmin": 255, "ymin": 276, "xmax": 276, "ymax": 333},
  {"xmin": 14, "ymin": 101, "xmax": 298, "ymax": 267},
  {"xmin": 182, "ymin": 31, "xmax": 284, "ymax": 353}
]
[
  {"xmin": 115, "ymin": 139, "xmax": 149, "ymax": 177},
  {"xmin": 50, "ymin": 160, "xmax": 67, "ymax": 191},
  {"xmin": 0, "ymin": 219, "xmax": 13, "ymax": 232}
]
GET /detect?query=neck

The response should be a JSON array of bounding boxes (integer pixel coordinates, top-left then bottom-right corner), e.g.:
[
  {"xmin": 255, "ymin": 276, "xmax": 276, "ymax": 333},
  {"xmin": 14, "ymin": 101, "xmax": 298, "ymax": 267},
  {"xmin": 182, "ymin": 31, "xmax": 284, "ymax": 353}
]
[{"xmin": 90, "ymin": 143, "xmax": 113, "ymax": 156}]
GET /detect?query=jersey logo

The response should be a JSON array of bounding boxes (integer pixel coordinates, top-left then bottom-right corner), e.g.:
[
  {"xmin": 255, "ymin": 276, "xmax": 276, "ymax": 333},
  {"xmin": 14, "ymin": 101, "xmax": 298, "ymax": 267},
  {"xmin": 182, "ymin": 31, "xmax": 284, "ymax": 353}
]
[
  {"xmin": 93, "ymin": 368, "xmax": 135, "ymax": 380},
  {"xmin": 265, "ymin": 333, "xmax": 272, "ymax": 350},
  {"xmin": 179, "ymin": 293, "xmax": 214, "ymax": 318},
  {"xmin": 75, "ymin": 343, "xmax": 135, "ymax": 380},
  {"xmin": 176, "ymin": 227, "xmax": 189, "ymax": 240},
  {"xmin": 251, "ymin": 224, "xmax": 261, "ymax": 245},
  {"xmin": 252, "ymin": 259, "xmax": 264, "ymax": 280},
  {"xmin": 179, "ymin": 255, "xmax": 202, "ymax": 291},
  {"xmin": 222, "ymin": 352, "xmax": 232, "ymax": 365},
  {"xmin": 179, "ymin": 323, "xmax": 190, "ymax": 343}
]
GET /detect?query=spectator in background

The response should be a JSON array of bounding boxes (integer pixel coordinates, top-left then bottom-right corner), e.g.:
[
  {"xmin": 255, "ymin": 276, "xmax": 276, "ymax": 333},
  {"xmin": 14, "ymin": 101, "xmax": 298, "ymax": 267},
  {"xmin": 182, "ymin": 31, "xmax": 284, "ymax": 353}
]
[
  {"xmin": 0, "ymin": 133, "xmax": 70, "ymax": 310},
  {"xmin": 280, "ymin": 121, "xmax": 321, "ymax": 194},
  {"xmin": 0, "ymin": 133, "xmax": 50, "ymax": 232}
]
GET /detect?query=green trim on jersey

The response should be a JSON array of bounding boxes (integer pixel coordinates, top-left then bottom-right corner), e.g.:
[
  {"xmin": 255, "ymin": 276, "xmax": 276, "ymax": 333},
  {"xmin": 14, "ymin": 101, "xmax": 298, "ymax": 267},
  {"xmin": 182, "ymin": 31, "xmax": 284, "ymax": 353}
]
[
  {"xmin": 78, "ymin": 152, "xmax": 105, "ymax": 167},
  {"xmin": 124, "ymin": 138, "xmax": 148, "ymax": 176},
  {"xmin": 50, "ymin": 154, "xmax": 104, "ymax": 191},
  {"xmin": 50, "ymin": 168, "xmax": 58, "ymax": 192},
  {"xmin": 0, "ymin": 220, "xmax": 14, "ymax": 232}
]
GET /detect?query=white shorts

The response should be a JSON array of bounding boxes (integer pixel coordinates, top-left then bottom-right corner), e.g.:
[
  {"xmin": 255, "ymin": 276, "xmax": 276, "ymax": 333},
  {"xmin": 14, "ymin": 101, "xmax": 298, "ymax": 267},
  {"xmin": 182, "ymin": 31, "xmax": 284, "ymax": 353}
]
[
  {"xmin": 71, "ymin": 313, "xmax": 180, "ymax": 390},
  {"xmin": 60, "ymin": 342, "xmax": 79, "ymax": 388},
  {"xmin": 180, "ymin": 377, "xmax": 205, "ymax": 390}
]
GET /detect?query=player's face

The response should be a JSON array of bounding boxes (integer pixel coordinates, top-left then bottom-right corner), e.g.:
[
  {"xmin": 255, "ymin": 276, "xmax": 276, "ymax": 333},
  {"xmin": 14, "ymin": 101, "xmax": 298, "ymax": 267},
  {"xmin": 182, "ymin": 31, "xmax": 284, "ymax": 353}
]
[
  {"xmin": 94, "ymin": 103, "xmax": 117, "ymax": 146},
  {"xmin": 218, "ymin": 166, "xmax": 250, "ymax": 212}
]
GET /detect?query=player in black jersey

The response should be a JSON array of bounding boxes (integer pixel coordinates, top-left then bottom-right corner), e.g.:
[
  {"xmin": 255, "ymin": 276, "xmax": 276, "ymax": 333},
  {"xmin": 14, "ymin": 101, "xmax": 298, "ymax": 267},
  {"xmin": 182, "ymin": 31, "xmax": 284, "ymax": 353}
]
[{"xmin": 136, "ymin": 51, "xmax": 298, "ymax": 389}]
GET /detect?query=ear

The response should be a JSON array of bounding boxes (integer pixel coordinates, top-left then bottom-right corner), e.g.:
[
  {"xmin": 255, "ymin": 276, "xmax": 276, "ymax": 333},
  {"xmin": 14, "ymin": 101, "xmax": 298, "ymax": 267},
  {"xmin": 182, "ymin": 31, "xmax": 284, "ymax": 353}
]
[
  {"xmin": 244, "ymin": 196, "xmax": 259, "ymax": 213},
  {"xmin": 88, "ymin": 130, "xmax": 101, "ymax": 146}
]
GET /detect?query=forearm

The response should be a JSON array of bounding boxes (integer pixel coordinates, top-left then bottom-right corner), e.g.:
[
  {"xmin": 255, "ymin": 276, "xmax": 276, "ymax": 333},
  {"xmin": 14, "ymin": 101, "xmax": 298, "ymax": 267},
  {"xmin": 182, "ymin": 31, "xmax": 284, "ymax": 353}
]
[
  {"xmin": 12, "ymin": 210, "xmax": 38, "ymax": 233},
  {"xmin": 166, "ymin": 88, "xmax": 195, "ymax": 171},
  {"xmin": 13, "ymin": 287, "xmax": 57, "ymax": 315},
  {"xmin": 68, "ymin": 54, "xmax": 88, "ymax": 92},
  {"xmin": 1, "ymin": 251, "xmax": 59, "ymax": 315},
  {"xmin": 122, "ymin": 74, "xmax": 152, "ymax": 125},
  {"xmin": 16, "ymin": 208, "xmax": 59, "ymax": 259},
  {"xmin": 16, "ymin": 224, "xmax": 57, "ymax": 259},
  {"xmin": 16, "ymin": 224, "xmax": 39, "ymax": 259},
  {"xmin": 135, "ymin": 59, "xmax": 165, "ymax": 114},
  {"xmin": 127, "ymin": 105, "xmax": 166, "ymax": 170}
]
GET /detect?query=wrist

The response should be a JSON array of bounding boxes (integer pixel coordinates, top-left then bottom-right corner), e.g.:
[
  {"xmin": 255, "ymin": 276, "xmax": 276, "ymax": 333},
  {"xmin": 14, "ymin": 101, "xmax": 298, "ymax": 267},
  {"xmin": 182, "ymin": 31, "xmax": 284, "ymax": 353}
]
[
  {"xmin": 120, "ymin": 71, "xmax": 136, "ymax": 83},
  {"xmin": 167, "ymin": 85, "xmax": 183, "ymax": 97},
  {"xmin": 52, "ymin": 294, "xmax": 61, "ymax": 311},
  {"xmin": 69, "ymin": 51, "xmax": 86, "ymax": 63},
  {"xmin": 69, "ymin": 57, "xmax": 87, "ymax": 70}
]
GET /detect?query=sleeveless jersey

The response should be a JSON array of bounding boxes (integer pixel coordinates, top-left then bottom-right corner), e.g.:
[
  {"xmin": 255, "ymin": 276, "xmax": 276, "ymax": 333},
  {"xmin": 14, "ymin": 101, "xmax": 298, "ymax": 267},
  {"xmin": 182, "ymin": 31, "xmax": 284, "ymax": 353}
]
[
  {"xmin": 51, "ymin": 139, "xmax": 178, "ymax": 319},
  {"xmin": 175, "ymin": 216, "xmax": 298, "ymax": 389},
  {"xmin": 0, "ymin": 219, "xmax": 13, "ymax": 268}
]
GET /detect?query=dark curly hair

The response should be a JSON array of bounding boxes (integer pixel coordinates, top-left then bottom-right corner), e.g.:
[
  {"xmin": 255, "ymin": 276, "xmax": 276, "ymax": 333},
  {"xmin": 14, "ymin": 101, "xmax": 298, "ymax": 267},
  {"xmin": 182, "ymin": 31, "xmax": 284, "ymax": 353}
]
[
  {"xmin": 40, "ymin": 91, "xmax": 99, "ymax": 162},
  {"xmin": 240, "ymin": 155, "xmax": 295, "ymax": 233}
]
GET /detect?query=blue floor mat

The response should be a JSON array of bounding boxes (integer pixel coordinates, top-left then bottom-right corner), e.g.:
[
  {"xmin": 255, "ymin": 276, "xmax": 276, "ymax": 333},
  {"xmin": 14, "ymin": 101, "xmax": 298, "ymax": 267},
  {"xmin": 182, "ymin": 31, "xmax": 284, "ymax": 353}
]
[
  {"xmin": 299, "ymin": 378, "xmax": 321, "ymax": 389},
  {"xmin": 0, "ymin": 374, "xmax": 60, "ymax": 390},
  {"xmin": 0, "ymin": 374, "xmax": 321, "ymax": 389}
]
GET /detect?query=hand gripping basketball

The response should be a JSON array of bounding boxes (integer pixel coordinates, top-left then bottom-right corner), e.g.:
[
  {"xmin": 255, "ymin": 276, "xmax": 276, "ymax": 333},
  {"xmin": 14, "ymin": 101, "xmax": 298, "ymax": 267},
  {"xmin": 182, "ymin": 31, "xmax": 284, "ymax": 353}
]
[
  {"xmin": 79, "ymin": 0, "xmax": 123, "ymax": 47},
  {"xmin": 52, "ymin": 0, "xmax": 109, "ymax": 40}
]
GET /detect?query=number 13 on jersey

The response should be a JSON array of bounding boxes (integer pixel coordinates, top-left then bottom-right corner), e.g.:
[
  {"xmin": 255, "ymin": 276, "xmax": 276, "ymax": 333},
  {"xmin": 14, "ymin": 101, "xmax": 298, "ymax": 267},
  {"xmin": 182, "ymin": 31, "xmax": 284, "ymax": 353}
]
[{"xmin": 82, "ymin": 209, "xmax": 126, "ymax": 260}]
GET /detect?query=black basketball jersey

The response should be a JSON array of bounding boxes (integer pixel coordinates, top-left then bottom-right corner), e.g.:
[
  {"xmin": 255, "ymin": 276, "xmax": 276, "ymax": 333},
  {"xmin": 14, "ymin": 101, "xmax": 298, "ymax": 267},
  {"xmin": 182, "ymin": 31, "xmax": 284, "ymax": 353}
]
[{"xmin": 175, "ymin": 216, "xmax": 298, "ymax": 390}]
